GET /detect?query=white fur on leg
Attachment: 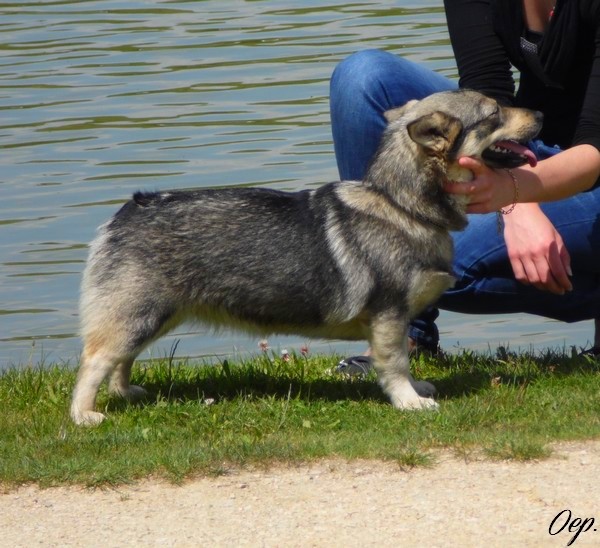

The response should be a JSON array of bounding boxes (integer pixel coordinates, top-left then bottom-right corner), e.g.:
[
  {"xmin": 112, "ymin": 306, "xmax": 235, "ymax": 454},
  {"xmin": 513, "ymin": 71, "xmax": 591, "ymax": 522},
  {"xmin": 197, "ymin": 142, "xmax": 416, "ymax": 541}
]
[
  {"xmin": 70, "ymin": 351, "xmax": 116, "ymax": 426},
  {"xmin": 370, "ymin": 312, "xmax": 438, "ymax": 411}
]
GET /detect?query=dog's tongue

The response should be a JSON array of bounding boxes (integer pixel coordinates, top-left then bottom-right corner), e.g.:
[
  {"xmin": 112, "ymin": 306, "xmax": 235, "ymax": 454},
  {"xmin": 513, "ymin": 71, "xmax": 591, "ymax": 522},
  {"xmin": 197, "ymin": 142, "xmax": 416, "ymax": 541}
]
[{"xmin": 495, "ymin": 140, "xmax": 538, "ymax": 167}]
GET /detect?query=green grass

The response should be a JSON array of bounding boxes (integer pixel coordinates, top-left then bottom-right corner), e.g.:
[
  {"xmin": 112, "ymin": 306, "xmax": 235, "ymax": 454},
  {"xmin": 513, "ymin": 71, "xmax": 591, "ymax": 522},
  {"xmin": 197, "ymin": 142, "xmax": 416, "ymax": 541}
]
[{"xmin": 1, "ymin": 347, "xmax": 599, "ymax": 487}]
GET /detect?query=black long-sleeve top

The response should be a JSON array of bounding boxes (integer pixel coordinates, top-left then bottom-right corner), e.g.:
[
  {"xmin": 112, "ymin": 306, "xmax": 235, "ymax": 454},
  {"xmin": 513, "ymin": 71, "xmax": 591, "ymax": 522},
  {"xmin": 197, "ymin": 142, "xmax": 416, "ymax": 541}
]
[{"xmin": 444, "ymin": 0, "xmax": 600, "ymax": 152}]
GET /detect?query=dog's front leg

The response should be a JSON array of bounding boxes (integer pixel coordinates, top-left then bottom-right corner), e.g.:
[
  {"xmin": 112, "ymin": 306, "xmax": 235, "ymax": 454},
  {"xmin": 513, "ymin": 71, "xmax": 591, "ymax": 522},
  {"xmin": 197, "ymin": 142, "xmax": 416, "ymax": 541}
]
[{"xmin": 370, "ymin": 311, "xmax": 438, "ymax": 410}]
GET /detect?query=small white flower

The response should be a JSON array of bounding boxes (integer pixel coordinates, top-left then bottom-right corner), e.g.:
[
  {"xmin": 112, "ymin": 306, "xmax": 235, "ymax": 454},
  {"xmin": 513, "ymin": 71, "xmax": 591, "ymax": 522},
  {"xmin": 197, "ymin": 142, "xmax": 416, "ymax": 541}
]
[{"xmin": 258, "ymin": 339, "xmax": 269, "ymax": 352}]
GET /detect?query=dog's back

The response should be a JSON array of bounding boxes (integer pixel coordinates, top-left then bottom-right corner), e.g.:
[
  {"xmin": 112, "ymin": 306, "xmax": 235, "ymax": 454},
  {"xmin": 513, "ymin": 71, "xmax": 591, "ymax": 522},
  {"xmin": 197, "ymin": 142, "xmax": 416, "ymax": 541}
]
[{"xmin": 81, "ymin": 185, "xmax": 398, "ymax": 348}]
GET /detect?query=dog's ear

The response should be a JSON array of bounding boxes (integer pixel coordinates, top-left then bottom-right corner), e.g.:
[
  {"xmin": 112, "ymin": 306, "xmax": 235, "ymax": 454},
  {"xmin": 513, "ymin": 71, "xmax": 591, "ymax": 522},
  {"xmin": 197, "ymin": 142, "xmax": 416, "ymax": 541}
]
[
  {"xmin": 407, "ymin": 111, "xmax": 463, "ymax": 153},
  {"xmin": 384, "ymin": 100, "xmax": 419, "ymax": 122}
]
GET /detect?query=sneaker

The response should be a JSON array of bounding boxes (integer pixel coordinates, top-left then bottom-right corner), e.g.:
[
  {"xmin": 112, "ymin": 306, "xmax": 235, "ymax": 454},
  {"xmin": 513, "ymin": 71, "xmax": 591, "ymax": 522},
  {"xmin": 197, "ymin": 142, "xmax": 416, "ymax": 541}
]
[
  {"xmin": 335, "ymin": 355, "xmax": 372, "ymax": 376},
  {"xmin": 336, "ymin": 339, "xmax": 441, "ymax": 376}
]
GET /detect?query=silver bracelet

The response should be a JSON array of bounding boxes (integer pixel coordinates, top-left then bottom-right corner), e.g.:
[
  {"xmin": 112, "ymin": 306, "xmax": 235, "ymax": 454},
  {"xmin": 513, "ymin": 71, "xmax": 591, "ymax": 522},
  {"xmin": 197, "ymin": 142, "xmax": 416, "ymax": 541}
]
[{"xmin": 496, "ymin": 168, "xmax": 519, "ymax": 232}]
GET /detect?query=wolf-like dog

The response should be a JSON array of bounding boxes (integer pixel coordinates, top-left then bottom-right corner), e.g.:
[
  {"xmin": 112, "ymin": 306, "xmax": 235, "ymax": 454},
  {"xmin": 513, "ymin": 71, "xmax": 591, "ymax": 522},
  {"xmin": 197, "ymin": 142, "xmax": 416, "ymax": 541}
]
[{"xmin": 71, "ymin": 89, "xmax": 542, "ymax": 425}]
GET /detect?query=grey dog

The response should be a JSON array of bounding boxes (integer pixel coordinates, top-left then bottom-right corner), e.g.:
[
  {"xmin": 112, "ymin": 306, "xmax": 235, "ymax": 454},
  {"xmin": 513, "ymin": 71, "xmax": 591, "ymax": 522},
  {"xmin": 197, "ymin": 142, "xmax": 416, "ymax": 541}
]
[{"xmin": 71, "ymin": 89, "xmax": 542, "ymax": 425}]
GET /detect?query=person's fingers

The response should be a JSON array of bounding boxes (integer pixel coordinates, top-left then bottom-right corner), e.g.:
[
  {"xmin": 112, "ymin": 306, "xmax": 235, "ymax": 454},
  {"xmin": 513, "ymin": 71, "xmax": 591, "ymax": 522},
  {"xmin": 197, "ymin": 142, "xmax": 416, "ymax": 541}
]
[
  {"xmin": 547, "ymin": 240, "xmax": 573, "ymax": 292},
  {"xmin": 457, "ymin": 156, "xmax": 486, "ymax": 173},
  {"xmin": 508, "ymin": 253, "xmax": 530, "ymax": 286},
  {"xmin": 512, "ymin": 241, "xmax": 572, "ymax": 295},
  {"xmin": 531, "ymin": 254, "xmax": 565, "ymax": 295},
  {"xmin": 443, "ymin": 180, "xmax": 474, "ymax": 195}
]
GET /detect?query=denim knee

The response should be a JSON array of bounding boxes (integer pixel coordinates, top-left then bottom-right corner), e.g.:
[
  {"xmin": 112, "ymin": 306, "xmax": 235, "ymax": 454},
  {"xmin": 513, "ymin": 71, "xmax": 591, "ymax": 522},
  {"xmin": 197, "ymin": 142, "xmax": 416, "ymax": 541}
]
[
  {"xmin": 331, "ymin": 49, "xmax": 400, "ymax": 100},
  {"xmin": 331, "ymin": 49, "xmax": 434, "ymax": 112}
]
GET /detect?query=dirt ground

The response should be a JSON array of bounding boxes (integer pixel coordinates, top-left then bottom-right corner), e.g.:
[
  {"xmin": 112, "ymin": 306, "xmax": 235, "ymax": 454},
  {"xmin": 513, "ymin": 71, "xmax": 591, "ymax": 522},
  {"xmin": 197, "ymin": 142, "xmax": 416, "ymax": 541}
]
[{"xmin": 2, "ymin": 440, "xmax": 599, "ymax": 547}]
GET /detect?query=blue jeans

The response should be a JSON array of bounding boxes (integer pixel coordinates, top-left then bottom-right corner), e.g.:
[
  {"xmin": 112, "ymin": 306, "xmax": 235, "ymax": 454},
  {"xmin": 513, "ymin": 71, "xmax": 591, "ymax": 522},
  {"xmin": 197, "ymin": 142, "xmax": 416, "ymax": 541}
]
[{"xmin": 330, "ymin": 49, "xmax": 600, "ymax": 348}]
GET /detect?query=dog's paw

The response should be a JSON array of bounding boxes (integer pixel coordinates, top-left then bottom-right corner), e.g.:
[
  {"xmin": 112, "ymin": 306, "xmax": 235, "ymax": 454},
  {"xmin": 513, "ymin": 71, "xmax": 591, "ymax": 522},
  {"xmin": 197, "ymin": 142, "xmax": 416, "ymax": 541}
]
[
  {"xmin": 384, "ymin": 379, "xmax": 439, "ymax": 411},
  {"xmin": 416, "ymin": 396, "xmax": 439, "ymax": 410},
  {"xmin": 109, "ymin": 384, "xmax": 148, "ymax": 401},
  {"xmin": 71, "ymin": 409, "xmax": 107, "ymax": 427},
  {"xmin": 394, "ymin": 396, "xmax": 439, "ymax": 411},
  {"xmin": 413, "ymin": 379, "xmax": 437, "ymax": 398},
  {"xmin": 389, "ymin": 388, "xmax": 439, "ymax": 411}
]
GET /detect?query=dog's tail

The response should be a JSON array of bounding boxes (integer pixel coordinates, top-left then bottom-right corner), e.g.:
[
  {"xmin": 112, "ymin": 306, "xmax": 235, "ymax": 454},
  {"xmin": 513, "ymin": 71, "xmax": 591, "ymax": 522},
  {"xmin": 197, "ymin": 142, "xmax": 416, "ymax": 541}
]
[
  {"xmin": 132, "ymin": 190, "xmax": 162, "ymax": 207},
  {"xmin": 109, "ymin": 191, "xmax": 165, "ymax": 223}
]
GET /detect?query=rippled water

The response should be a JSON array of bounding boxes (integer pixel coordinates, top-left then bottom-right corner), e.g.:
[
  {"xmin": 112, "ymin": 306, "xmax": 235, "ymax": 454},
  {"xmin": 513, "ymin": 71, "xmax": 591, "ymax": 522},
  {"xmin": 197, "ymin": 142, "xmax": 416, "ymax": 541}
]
[{"xmin": 0, "ymin": 0, "xmax": 592, "ymax": 368}]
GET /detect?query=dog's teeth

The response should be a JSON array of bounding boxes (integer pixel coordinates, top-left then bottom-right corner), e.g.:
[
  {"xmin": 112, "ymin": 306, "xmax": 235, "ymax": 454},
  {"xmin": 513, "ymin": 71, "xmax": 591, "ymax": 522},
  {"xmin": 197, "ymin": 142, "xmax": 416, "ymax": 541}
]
[{"xmin": 489, "ymin": 145, "xmax": 517, "ymax": 155}]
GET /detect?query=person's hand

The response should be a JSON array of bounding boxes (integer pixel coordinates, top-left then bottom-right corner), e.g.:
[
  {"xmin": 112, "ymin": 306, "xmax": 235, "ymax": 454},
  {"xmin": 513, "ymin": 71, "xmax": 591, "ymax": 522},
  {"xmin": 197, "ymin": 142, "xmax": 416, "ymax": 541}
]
[
  {"xmin": 443, "ymin": 156, "xmax": 573, "ymax": 294},
  {"xmin": 443, "ymin": 157, "xmax": 518, "ymax": 213},
  {"xmin": 502, "ymin": 203, "xmax": 573, "ymax": 295}
]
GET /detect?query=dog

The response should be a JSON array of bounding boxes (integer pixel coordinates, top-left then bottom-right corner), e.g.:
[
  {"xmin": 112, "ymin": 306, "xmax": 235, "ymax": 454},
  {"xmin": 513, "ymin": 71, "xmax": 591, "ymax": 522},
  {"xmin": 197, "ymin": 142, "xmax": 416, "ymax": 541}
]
[{"xmin": 71, "ymin": 89, "xmax": 542, "ymax": 425}]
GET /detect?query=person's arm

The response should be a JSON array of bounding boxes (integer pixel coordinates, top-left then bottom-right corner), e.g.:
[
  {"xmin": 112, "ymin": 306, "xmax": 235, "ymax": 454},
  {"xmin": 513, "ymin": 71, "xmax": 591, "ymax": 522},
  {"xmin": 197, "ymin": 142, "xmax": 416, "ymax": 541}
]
[
  {"xmin": 449, "ymin": 144, "xmax": 600, "ymax": 212},
  {"xmin": 496, "ymin": 3, "xmax": 600, "ymax": 295},
  {"xmin": 449, "ymin": 0, "xmax": 600, "ymax": 207},
  {"xmin": 443, "ymin": 1, "xmax": 600, "ymax": 295},
  {"xmin": 573, "ymin": 0, "xmax": 600, "ymax": 154},
  {"xmin": 445, "ymin": 0, "xmax": 600, "ymax": 202},
  {"xmin": 502, "ymin": 203, "xmax": 572, "ymax": 295},
  {"xmin": 444, "ymin": 0, "xmax": 515, "ymax": 104},
  {"xmin": 444, "ymin": 146, "xmax": 600, "ymax": 295}
]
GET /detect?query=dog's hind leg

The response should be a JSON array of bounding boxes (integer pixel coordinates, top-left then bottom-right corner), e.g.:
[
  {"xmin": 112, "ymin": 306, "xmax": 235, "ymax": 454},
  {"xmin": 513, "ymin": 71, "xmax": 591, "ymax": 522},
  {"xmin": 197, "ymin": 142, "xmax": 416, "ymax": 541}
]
[
  {"xmin": 370, "ymin": 311, "xmax": 438, "ymax": 410},
  {"xmin": 70, "ymin": 345, "xmax": 122, "ymax": 426},
  {"xmin": 72, "ymin": 291, "xmax": 177, "ymax": 425},
  {"xmin": 71, "ymin": 347, "xmax": 147, "ymax": 426},
  {"xmin": 108, "ymin": 358, "xmax": 147, "ymax": 401}
]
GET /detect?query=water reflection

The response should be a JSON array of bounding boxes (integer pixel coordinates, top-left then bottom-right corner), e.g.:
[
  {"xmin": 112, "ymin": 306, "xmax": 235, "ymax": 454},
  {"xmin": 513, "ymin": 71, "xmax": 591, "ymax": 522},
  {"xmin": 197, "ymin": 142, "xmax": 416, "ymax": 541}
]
[{"xmin": 0, "ymin": 1, "xmax": 592, "ymax": 367}]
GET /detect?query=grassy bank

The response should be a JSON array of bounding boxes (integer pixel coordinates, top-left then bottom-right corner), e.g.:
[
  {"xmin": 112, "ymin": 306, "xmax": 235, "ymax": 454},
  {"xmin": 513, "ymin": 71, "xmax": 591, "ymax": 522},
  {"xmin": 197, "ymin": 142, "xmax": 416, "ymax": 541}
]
[{"xmin": 1, "ymin": 348, "xmax": 599, "ymax": 487}]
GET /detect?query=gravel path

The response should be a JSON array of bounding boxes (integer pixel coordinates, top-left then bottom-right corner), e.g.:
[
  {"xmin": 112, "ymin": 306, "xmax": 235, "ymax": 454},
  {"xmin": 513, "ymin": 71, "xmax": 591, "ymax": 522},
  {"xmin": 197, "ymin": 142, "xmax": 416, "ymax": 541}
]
[{"xmin": 2, "ymin": 440, "xmax": 599, "ymax": 547}]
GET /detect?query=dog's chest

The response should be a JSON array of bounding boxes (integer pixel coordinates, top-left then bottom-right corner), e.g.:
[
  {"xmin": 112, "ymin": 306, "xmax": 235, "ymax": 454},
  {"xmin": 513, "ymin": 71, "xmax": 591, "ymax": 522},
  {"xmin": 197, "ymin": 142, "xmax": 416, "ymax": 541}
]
[{"xmin": 407, "ymin": 270, "xmax": 455, "ymax": 317}]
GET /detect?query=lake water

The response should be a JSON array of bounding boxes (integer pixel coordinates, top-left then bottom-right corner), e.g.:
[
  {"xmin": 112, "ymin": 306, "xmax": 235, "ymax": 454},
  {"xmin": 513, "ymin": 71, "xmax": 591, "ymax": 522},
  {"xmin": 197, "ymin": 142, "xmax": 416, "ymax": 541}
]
[{"xmin": 0, "ymin": 0, "xmax": 593, "ymax": 368}]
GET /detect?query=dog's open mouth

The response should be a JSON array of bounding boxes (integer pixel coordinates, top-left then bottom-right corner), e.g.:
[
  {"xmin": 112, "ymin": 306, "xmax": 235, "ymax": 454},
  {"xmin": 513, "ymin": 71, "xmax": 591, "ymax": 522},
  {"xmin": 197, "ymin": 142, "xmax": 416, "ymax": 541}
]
[{"xmin": 482, "ymin": 140, "xmax": 538, "ymax": 169}]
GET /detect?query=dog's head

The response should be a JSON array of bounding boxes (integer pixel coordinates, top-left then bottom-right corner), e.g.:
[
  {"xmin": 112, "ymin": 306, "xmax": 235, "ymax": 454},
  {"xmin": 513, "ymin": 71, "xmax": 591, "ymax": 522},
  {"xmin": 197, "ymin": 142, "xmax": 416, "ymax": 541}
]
[{"xmin": 385, "ymin": 90, "xmax": 543, "ymax": 172}]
